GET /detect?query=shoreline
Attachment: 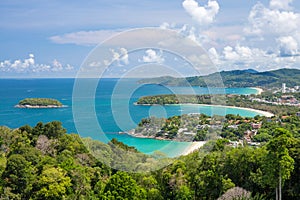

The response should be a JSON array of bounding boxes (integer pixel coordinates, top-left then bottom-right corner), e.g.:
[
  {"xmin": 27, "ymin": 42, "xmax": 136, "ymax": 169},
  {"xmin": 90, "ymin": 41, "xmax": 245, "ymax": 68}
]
[
  {"xmin": 136, "ymin": 103, "xmax": 274, "ymax": 117},
  {"xmin": 249, "ymin": 87, "xmax": 263, "ymax": 95},
  {"xmin": 182, "ymin": 141, "xmax": 206, "ymax": 155},
  {"xmin": 15, "ymin": 104, "xmax": 67, "ymax": 109},
  {"xmin": 185, "ymin": 103, "xmax": 274, "ymax": 118},
  {"xmin": 126, "ymin": 130, "xmax": 207, "ymax": 156}
]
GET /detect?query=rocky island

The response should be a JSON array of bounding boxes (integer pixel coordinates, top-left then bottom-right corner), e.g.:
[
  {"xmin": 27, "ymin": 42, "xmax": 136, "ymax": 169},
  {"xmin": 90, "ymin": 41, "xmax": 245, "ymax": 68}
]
[{"xmin": 15, "ymin": 98, "xmax": 63, "ymax": 108}]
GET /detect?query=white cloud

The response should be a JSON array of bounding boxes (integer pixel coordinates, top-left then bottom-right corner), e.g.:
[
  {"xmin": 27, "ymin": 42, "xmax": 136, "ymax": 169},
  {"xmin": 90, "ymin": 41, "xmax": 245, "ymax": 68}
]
[
  {"xmin": 182, "ymin": 0, "xmax": 219, "ymax": 26},
  {"xmin": 141, "ymin": 49, "xmax": 164, "ymax": 63},
  {"xmin": 0, "ymin": 54, "xmax": 74, "ymax": 73},
  {"xmin": 110, "ymin": 47, "xmax": 129, "ymax": 66},
  {"xmin": 243, "ymin": 0, "xmax": 300, "ymax": 62},
  {"xmin": 208, "ymin": 47, "xmax": 219, "ymax": 64},
  {"xmin": 270, "ymin": 0, "xmax": 294, "ymax": 10},
  {"xmin": 245, "ymin": 2, "xmax": 300, "ymax": 37},
  {"xmin": 210, "ymin": 43, "xmax": 300, "ymax": 71},
  {"xmin": 222, "ymin": 45, "xmax": 271, "ymax": 63},
  {"xmin": 50, "ymin": 29, "xmax": 124, "ymax": 46},
  {"xmin": 277, "ymin": 36, "xmax": 299, "ymax": 56}
]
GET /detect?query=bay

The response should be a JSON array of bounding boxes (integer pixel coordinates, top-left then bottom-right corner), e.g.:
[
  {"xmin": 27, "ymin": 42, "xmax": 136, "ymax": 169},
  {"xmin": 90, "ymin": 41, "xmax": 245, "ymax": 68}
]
[{"xmin": 0, "ymin": 78, "xmax": 260, "ymax": 157}]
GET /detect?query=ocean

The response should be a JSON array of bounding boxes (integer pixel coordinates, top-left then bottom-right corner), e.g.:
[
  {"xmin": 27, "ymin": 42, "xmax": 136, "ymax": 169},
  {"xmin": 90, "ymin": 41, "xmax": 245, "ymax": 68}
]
[{"xmin": 0, "ymin": 78, "xmax": 260, "ymax": 157}]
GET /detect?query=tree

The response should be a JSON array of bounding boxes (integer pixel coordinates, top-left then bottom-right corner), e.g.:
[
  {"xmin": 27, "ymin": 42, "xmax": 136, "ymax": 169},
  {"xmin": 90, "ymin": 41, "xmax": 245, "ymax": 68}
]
[
  {"xmin": 103, "ymin": 171, "xmax": 146, "ymax": 199},
  {"xmin": 262, "ymin": 128, "xmax": 294, "ymax": 200},
  {"xmin": 43, "ymin": 121, "xmax": 66, "ymax": 139},
  {"xmin": 175, "ymin": 185, "xmax": 192, "ymax": 200},
  {"xmin": 2, "ymin": 154, "xmax": 35, "ymax": 198},
  {"xmin": 195, "ymin": 129, "xmax": 207, "ymax": 141},
  {"xmin": 191, "ymin": 152, "xmax": 235, "ymax": 199},
  {"xmin": 36, "ymin": 167, "xmax": 72, "ymax": 199}
]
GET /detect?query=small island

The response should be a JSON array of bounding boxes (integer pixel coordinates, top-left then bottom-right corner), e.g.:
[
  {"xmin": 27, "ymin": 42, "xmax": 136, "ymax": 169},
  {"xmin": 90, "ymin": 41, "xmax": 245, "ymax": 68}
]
[{"xmin": 15, "ymin": 98, "xmax": 63, "ymax": 108}]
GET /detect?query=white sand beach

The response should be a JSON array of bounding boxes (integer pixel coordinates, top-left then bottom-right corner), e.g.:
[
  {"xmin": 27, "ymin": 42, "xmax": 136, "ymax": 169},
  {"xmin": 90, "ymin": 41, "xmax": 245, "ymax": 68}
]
[
  {"xmin": 250, "ymin": 87, "xmax": 263, "ymax": 95},
  {"xmin": 182, "ymin": 141, "xmax": 206, "ymax": 155},
  {"xmin": 227, "ymin": 105, "xmax": 274, "ymax": 117},
  {"xmin": 179, "ymin": 104, "xmax": 274, "ymax": 118}
]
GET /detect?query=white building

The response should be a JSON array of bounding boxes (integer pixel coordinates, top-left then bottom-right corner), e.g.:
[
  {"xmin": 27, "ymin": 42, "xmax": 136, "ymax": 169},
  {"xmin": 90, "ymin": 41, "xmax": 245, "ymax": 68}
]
[{"xmin": 282, "ymin": 83, "xmax": 286, "ymax": 93}]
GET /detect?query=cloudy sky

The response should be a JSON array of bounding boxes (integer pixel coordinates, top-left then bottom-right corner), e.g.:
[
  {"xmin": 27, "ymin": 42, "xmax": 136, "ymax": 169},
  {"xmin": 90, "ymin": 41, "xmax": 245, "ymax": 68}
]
[{"xmin": 1, "ymin": 0, "xmax": 300, "ymax": 77}]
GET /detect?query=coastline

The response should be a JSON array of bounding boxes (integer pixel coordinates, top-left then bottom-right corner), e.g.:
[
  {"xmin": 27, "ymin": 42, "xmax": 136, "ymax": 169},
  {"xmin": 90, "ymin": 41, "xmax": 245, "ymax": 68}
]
[
  {"xmin": 182, "ymin": 141, "xmax": 206, "ymax": 156},
  {"xmin": 249, "ymin": 87, "xmax": 263, "ymax": 95},
  {"xmin": 127, "ymin": 130, "xmax": 207, "ymax": 156}
]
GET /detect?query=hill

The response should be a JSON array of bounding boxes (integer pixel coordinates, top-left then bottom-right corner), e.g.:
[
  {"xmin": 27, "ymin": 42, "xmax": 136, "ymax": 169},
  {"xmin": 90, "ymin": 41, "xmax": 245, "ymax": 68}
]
[{"xmin": 138, "ymin": 68, "xmax": 300, "ymax": 88}]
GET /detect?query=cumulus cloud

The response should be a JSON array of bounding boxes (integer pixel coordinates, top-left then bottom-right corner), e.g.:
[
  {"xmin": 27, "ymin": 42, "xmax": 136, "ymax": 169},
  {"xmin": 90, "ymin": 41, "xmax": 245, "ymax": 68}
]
[
  {"xmin": 270, "ymin": 0, "xmax": 294, "ymax": 10},
  {"xmin": 277, "ymin": 36, "xmax": 299, "ymax": 56},
  {"xmin": 244, "ymin": 0, "xmax": 300, "ymax": 61},
  {"xmin": 210, "ymin": 43, "xmax": 300, "ymax": 71},
  {"xmin": 222, "ymin": 45, "xmax": 270, "ymax": 62},
  {"xmin": 50, "ymin": 29, "xmax": 123, "ymax": 45},
  {"xmin": 141, "ymin": 49, "xmax": 164, "ymax": 63},
  {"xmin": 110, "ymin": 48, "xmax": 129, "ymax": 66},
  {"xmin": 0, "ymin": 54, "xmax": 74, "ymax": 73},
  {"xmin": 245, "ymin": 2, "xmax": 299, "ymax": 37},
  {"xmin": 182, "ymin": 0, "xmax": 219, "ymax": 26},
  {"xmin": 208, "ymin": 47, "xmax": 221, "ymax": 65}
]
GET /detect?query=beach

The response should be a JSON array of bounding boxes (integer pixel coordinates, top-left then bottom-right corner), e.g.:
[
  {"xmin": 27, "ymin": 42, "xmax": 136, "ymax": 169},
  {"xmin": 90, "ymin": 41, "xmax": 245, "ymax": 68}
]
[
  {"xmin": 192, "ymin": 104, "xmax": 274, "ymax": 117},
  {"xmin": 182, "ymin": 141, "xmax": 206, "ymax": 155},
  {"xmin": 175, "ymin": 103, "xmax": 274, "ymax": 118},
  {"xmin": 250, "ymin": 87, "xmax": 263, "ymax": 95}
]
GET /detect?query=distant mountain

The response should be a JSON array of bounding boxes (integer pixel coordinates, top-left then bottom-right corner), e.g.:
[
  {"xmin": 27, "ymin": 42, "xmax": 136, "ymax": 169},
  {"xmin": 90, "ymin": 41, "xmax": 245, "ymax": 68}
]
[{"xmin": 138, "ymin": 68, "xmax": 300, "ymax": 88}]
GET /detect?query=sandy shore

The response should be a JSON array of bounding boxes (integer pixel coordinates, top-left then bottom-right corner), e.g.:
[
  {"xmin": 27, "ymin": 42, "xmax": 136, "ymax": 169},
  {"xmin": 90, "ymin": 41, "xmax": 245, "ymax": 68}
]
[
  {"xmin": 137, "ymin": 102, "xmax": 274, "ymax": 117},
  {"xmin": 249, "ymin": 87, "xmax": 263, "ymax": 95},
  {"xmin": 171, "ymin": 103, "xmax": 274, "ymax": 118},
  {"xmin": 182, "ymin": 141, "xmax": 206, "ymax": 155}
]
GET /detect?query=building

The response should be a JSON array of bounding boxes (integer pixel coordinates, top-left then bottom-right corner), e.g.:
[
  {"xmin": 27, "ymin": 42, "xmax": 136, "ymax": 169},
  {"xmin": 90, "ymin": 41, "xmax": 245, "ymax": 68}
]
[
  {"xmin": 297, "ymin": 112, "xmax": 300, "ymax": 117},
  {"xmin": 251, "ymin": 122, "xmax": 262, "ymax": 129},
  {"xmin": 282, "ymin": 83, "xmax": 286, "ymax": 93}
]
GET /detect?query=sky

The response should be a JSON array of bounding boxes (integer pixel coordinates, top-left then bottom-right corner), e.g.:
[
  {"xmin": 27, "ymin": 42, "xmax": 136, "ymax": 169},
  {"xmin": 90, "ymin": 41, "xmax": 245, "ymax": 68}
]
[{"xmin": 0, "ymin": 0, "xmax": 300, "ymax": 77}]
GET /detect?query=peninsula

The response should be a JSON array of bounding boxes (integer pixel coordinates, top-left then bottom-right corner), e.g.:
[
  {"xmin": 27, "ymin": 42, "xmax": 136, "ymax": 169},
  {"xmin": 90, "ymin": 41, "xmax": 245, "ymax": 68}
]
[{"xmin": 15, "ymin": 98, "xmax": 63, "ymax": 108}]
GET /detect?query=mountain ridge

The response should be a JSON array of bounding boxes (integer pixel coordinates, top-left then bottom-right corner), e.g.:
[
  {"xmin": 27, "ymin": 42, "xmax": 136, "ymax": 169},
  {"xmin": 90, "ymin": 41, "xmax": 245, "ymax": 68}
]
[{"xmin": 138, "ymin": 68, "xmax": 300, "ymax": 88}]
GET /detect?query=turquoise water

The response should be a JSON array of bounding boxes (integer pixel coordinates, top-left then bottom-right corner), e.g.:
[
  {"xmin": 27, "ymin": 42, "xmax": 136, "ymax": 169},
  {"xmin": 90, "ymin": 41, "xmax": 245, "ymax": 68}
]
[{"xmin": 0, "ymin": 78, "xmax": 260, "ymax": 157}]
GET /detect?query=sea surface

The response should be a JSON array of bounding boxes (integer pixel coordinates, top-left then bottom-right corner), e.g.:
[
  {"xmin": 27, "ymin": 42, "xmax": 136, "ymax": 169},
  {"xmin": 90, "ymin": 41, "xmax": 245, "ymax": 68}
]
[{"xmin": 0, "ymin": 78, "xmax": 260, "ymax": 157}]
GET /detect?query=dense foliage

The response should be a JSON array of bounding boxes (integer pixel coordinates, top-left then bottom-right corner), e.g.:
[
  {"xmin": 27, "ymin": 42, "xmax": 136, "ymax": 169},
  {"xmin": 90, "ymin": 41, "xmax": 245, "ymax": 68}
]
[
  {"xmin": 18, "ymin": 98, "xmax": 63, "ymax": 107},
  {"xmin": 0, "ymin": 117, "xmax": 300, "ymax": 199},
  {"xmin": 138, "ymin": 68, "xmax": 300, "ymax": 88}
]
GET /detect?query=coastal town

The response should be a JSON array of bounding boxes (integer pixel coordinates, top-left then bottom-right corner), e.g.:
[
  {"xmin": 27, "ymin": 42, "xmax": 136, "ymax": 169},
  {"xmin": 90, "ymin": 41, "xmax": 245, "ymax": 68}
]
[
  {"xmin": 251, "ymin": 83, "xmax": 300, "ymax": 107},
  {"xmin": 131, "ymin": 83, "xmax": 300, "ymax": 152},
  {"xmin": 130, "ymin": 110, "xmax": 300, "ymax": 153}
]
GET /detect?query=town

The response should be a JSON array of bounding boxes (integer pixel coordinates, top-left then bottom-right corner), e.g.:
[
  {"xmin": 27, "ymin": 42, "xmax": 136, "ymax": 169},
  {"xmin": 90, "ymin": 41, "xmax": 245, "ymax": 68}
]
[{"xmin": 251, "ymin": 83, "xmax": 300, "ymax": 107}]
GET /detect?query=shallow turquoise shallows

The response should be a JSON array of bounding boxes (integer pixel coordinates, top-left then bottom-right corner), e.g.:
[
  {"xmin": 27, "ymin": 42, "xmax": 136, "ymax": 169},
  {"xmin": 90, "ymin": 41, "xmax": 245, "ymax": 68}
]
[{"xmin": 0, "ymin": 78, "xmax": 260, "ymax": 157}]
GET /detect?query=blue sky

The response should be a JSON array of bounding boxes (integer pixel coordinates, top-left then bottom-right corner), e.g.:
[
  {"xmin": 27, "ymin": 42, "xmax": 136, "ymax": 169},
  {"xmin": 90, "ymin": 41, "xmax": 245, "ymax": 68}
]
[{"xmin": 1, "ymin": 0, "xmax": 300, "ymax": 77}]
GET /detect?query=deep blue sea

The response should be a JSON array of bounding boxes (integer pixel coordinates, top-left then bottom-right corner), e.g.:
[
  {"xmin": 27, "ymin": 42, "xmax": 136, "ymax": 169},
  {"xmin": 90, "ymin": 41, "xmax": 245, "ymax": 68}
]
[{"xmin": 0, "ymin": 78, "xmax": 260, "ymax": 157}]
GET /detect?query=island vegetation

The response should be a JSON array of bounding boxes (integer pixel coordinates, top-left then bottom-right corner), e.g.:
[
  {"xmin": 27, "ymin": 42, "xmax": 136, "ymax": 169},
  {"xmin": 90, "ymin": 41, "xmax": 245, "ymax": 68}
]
[
  {"xmin": 138, "ymin": 68, "xmax": 300, "ymax": 88},
  {"xmin": 0, "ymin": 118, "xmax": 300, "ymax": 199},
  {"xmin": 16, "ymin": 98, "xmax": 63, "ymax": 108}
]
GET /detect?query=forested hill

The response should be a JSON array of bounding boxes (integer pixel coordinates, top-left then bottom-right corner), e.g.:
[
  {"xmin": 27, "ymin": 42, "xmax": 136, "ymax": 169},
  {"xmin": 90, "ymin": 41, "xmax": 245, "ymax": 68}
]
[{"xmin": 138, "ymin": 68, "xmax": 300, "ymax": 88}]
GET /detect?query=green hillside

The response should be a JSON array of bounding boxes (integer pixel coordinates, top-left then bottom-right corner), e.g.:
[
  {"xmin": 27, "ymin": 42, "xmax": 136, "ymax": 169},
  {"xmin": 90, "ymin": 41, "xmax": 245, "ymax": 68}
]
[{"xmin": 138, "ymin": 68, "xmax": 300, "ymax": 88}]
